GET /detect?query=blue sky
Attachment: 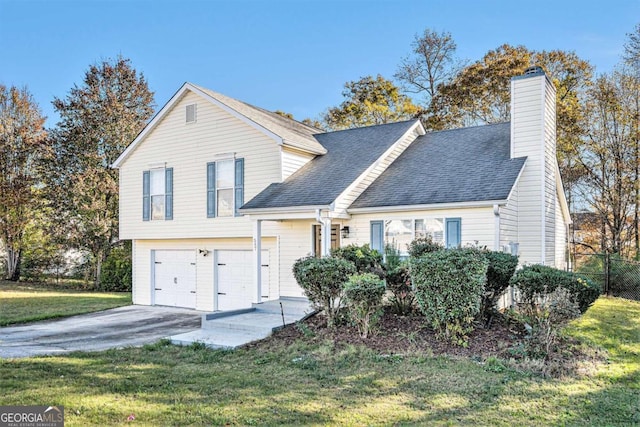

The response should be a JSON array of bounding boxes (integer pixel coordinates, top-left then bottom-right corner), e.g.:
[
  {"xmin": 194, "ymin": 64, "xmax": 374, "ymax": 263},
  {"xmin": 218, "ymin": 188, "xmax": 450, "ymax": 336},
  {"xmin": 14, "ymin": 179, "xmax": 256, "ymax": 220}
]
[{"xmin": 1, "ymin": 0, "xmax": 638, "ymax": 127}]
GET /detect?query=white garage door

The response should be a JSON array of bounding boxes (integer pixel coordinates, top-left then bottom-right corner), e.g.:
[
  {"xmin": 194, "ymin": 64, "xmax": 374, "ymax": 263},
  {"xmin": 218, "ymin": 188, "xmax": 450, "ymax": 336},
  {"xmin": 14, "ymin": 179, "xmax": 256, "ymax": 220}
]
[
  {"xmin": 216, "ymin": 250, "xmax": 269, "ymax": 311},
  {"xmin": 153, "ymin": 250, "xmax": 196, "ymax": 309}
]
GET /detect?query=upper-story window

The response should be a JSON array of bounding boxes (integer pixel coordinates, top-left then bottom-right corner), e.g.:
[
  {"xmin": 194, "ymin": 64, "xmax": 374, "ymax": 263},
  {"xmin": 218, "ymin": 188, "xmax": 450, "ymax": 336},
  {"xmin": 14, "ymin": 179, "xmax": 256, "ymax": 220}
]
[
  {"xmin": 207, "ymin": 157, "xmax": 244, "ymax": 218},
  {"xmin": 143, "ymin": 167, "xmax": 173, "ymax": 221}
]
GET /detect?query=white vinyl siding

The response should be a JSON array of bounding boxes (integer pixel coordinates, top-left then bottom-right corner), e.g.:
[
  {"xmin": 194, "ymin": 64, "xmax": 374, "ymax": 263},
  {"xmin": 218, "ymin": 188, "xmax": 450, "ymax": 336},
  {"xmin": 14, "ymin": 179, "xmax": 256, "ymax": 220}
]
[
  {"xmin": 343, "ymin": 207, "xmax": 495, "ymax": 252},
  {"xmin": 555, "ymin": 195, "xmax": 568, "ymax": 270},
  {"xmin": 119, "ymin": 91, "xmax": 282, "ymax": 240},
  {"xmin": 500, "ymin": 186, "xmax": 519, "ymax": 251},
  {"xmin": 277, "ymin": 220, "xmax": 314, "ymax": 298},
  {"xmin": 281, "ymin": 147, "xmax": 315, "ymax": 180},
  {"xmin": 133, "ymin": 237, "xmax": 278, "ymax": 311},
  {"xmin": 544, "ymin": 79, "xmax": 557, "ymax": 266},
  {"xmin": 511, "ymin": 74, "xmax": 554, "ymax": 266}
]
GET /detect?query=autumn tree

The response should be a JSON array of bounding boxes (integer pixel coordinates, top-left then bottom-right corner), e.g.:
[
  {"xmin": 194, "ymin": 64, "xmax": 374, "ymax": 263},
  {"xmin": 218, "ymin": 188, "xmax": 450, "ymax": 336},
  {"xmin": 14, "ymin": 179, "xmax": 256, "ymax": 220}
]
[
  {"xmin": 624, "ymin": 23, "xmax": 640, "ymax": 255},
  {"xmin": 45, "ymin": 57, "xmax": 154, "ymax": 287},
  {"xmin": 578, "ymin": 72, "xmax": 637, "ymax": 255},
  {"xmin": 0, "ymin": 85, "xmax": 47, "ymax": 280},
  {"xmin": 428, "ymin": 44, "xmax": 593, "ymax": 210},
  {"xmin": 323, "ymin": 75, "xmax": 419, "ymax": 130}
]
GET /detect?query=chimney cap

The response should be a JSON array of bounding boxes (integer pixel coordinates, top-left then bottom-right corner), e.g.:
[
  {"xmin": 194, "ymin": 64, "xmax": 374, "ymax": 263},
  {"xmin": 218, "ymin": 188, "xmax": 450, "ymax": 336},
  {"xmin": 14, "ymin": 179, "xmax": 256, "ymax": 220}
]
[
  {"xmin": 524, "ymin": 66, "xmax": 545, "ymax": 75},
  {"xmin": 512, "ymin": 65, "xmax": 547, "ymax": 82}
]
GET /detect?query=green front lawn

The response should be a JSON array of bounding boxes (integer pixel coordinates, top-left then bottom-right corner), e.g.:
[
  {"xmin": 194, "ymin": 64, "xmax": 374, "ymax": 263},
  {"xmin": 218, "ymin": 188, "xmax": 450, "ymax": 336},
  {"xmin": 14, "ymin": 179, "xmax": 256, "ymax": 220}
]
[
  {"xmin": 0, "ymin": 281, "xmax": 131, "ymax": 326},
  {"xmin": 0, "ymin": 296, "xmax": 638, "ymax": 426}
]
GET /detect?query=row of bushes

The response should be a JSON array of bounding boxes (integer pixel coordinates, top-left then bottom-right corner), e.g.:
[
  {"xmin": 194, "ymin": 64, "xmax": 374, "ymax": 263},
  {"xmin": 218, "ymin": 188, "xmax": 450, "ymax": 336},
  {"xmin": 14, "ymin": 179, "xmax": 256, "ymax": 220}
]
[{"xmin": 293, "ymin": 240, "xmax": 601, "ymax": 356}]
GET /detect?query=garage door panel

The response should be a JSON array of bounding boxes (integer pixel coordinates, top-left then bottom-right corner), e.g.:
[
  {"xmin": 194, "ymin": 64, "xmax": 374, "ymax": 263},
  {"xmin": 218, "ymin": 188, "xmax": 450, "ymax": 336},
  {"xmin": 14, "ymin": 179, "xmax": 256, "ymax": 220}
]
[
  {"xmin": 216, "ymin": 250, "xmax": 269, "ymax": 311},
  {"xmin": 153, "ymin": 250, "xmax": 196, "ymax": 309}
]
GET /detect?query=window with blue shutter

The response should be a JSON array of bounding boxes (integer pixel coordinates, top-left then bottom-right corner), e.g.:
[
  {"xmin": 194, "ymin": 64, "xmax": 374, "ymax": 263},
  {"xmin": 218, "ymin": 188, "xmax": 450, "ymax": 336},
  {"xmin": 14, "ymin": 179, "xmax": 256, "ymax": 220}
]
[
  {"xmin": 165, "ymin": 168, "xmax": 173, "ymax": 220},
  {"xmin": 207, "ymin": 162, "xmax": 216, "ymax": 217},
  {"xmin": 445, "ymin": 218, "xmax": 461, "ymax": 248},
  {"xmin": 370, "ymin": 220, "xmax": 384, "ymax": 255},
  {"xmin": 142, "ymin": 171, "xmax": 150, "ymax": 221},
  {"xmin": 207, "ymin": 158, "xmax": 244, "ymax": 218},
  {"xmin": 234, "ymin": 158, "xmax": 244, "ymax": 216}
]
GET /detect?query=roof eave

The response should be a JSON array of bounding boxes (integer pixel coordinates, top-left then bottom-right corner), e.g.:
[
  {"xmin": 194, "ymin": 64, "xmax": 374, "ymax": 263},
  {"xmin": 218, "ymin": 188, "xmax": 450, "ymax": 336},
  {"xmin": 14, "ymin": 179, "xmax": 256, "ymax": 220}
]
[{"xmin": 347, "ymin": 200, "xmax": 508, "ymax": 214}]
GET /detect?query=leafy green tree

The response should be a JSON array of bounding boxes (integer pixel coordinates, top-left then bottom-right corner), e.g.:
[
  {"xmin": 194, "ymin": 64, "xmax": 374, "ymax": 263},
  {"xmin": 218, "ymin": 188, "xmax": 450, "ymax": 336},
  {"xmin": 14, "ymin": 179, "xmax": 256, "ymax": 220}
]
[
  {"xmin": 323, "ymin": 75, "xmax": 419, "ymax": 130},
  {"xmin": 0, "ymin": 85, "xmax": 47, "ymax": 280},
  {"xmin": 44, "ymin": 57, "xmax": 154, "ymax": 286}
]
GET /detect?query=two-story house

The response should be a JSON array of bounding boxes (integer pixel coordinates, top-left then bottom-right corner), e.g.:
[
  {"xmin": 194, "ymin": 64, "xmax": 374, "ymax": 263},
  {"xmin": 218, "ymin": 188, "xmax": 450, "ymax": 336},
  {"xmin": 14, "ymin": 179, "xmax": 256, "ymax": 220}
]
[{"xmin": 113, "ymin": 67, "xmax": 571, "ymax": 312}]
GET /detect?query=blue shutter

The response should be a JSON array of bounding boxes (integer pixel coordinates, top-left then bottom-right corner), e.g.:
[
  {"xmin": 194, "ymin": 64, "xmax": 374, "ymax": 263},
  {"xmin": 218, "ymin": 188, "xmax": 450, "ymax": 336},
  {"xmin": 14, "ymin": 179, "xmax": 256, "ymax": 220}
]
[
  {"xmin": 142, "ymin": 170, "xmax": 150, "ymax": 221},
  {"xmin": 234, "ymin": 158, "xmax": 244, "ymax": 216},
  {"xmin": 445, "ymin": 218, "xmax": 461, "ymax": 248},
  {"xmin": 370, "ymin": 220, "xmax": 384, "ymax": 255},
  {"xmin": 207, "ymin": 162, "xmax": 216, "ymax": 218},
  {"xmin": 165, "ymin": 168, "xmax": 173, "ymax": 220}
]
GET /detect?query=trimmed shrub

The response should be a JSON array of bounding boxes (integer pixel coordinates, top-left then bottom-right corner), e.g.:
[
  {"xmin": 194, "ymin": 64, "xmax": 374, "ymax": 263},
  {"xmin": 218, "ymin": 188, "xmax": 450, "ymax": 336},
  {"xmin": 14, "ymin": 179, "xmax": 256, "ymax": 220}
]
[
  {"xmin": 407, "ymin": 236, "xmax": 443, "ymax": 258},
  {"xmin": 510, "ymin": 264, "xmax": 600, "ymax": 313},
  {"xmin": 410, "ymin": 248, "xmax": 488, "ymax": 346},
  {"xmin": 480, "ymin": 251, "xmax": 519, "ymax": 324},
  {"xmin": 386, "ymin": 263, "xmax": 414, "ymax": 315},
  {"xmin": 292, "ymin": 256, "xmax": 356, "ymax": 327},
  {"xmin": 99, "ymin": 243, "xmax": 132, "ymax": 292},
  {"xmin": 343, "ymin": 273, "xmax": 386, "ymax": 338},
  {"xmin": 512, "ymin": 287, "xmax": 581, "ymax": 359},
  {"xmin": 331, "ymin": 244, "xmax": 384, "ymax": 277}
]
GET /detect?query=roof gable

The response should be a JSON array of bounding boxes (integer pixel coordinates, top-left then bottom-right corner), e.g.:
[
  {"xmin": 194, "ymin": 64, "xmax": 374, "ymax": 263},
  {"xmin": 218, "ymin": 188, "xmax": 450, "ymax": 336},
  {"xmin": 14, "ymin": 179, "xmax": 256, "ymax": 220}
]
[
  {"xmin": 112, "ymin": 82, "xmax": 326, "ymax": 168},
  {"xmin": 241, "ymin": 120, "xmax": 420, "ymax": 211},
  {"xmin": 350, "ymin": 122, "xmax": 526, "ymax": 209}
]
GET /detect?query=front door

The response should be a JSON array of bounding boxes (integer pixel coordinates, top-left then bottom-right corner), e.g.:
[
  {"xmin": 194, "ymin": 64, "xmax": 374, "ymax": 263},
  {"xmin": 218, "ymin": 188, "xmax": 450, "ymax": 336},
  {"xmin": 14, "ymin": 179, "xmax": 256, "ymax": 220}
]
[{"xmin": 314, "ymin": 224, "xmax": 340, "ymax": 257}]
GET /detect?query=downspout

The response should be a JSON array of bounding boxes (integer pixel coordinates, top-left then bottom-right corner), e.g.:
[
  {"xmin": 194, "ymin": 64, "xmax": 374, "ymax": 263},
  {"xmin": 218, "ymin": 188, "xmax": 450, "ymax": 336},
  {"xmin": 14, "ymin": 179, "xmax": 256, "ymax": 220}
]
[
  {"xmin": 493, "ymin": 204, "xmax": 501, "ymax": 251},
  {"xmin": 315, "ymin": 209, "xmax": 330, "ymax": 257}
]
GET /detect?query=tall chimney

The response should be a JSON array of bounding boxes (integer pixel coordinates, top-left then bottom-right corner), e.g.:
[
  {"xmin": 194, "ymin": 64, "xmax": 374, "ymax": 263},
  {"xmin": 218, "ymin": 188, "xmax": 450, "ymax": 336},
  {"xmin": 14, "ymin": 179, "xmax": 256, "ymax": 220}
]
[{"xmin": 510, "ymin": 67, "xmax": 557, "ymax": 265}]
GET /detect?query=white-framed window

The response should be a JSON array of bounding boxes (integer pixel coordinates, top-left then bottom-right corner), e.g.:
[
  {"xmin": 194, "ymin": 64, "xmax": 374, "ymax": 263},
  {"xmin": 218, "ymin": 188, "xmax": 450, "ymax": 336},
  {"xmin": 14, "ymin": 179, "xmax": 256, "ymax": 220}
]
[
  {"xmin": 383, "ymin": 218, "xmax": 446, "ymax": 256},
  {"xmin": 143, "ymin": 167, "xmax": 173, "ymax": 221},
  {"xmin": 216, "ymin": 159, "xmax": 234, "ymax": 217},
  {"xmin": 206, "ymin": 157, "xmax": 244, "ymax": 218},
  {"xmin": 150, "ymin": 168, "xmax": 166, "ymax": 220}
]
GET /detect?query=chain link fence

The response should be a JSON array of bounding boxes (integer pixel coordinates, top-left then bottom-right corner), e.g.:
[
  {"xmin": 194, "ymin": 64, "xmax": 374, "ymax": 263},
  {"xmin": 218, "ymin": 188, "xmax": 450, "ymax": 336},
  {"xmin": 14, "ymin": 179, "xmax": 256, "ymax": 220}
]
[{"xmin": 573, "ymin": 253, "xmax": 640, "ymax": 301}]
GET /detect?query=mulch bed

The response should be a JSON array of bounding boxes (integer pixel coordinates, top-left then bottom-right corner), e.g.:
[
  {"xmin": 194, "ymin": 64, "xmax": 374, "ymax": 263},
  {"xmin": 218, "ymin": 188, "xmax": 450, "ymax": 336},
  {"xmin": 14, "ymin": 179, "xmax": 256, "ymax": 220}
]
[{"xmin": 255, "ymin": 307, "xmax": 522, "ymax": 359}]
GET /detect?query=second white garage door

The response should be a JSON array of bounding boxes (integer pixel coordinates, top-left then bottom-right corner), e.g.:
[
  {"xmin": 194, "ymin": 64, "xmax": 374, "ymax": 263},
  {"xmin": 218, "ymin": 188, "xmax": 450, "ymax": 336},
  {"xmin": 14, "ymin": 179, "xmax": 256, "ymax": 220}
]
[
  {"xmin": 153, "ymin": 250, "xmax": 196, "ymax": 309},
  {"xmin": 216, "ymin": 250, "xmax": 269, "ymax": 311}
]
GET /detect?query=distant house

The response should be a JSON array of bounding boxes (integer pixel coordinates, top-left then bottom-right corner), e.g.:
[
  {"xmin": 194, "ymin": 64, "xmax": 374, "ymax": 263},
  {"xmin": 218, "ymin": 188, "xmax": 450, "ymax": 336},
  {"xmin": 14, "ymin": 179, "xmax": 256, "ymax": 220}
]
[{"xmin": 113, "ymin": 67, "xmax": 571, "ymax": 311}]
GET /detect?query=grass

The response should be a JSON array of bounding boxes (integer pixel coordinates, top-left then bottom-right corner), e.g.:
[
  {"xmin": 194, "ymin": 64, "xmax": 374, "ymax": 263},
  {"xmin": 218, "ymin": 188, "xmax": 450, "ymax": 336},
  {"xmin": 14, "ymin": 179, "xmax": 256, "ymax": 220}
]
[
  {"xmin": 0, "ymin": 296, "xmax": 638, "ymax": 426},
  {"xmin": 0, "ymin": 280, "xmax": 131, "ymax": 326}
]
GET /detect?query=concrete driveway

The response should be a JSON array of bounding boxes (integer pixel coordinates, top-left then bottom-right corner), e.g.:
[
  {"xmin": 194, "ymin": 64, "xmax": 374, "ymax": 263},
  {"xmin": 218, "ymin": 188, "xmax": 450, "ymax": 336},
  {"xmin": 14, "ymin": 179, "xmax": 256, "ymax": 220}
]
[{"xmin": 0, "ymin": 305, "xmax": 201, "ymax": 359}]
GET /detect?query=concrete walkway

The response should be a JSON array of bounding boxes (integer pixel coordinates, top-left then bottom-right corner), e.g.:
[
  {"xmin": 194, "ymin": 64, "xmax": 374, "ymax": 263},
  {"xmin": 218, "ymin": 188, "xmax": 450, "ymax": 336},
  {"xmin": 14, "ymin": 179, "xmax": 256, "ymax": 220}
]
[
  {"xmin": 0, "ymin": 305, "xmax": 201, "ymax": 359},
  {"xmin": 171, "ymin": 298, "xmax": 312, "ymax": 349}
]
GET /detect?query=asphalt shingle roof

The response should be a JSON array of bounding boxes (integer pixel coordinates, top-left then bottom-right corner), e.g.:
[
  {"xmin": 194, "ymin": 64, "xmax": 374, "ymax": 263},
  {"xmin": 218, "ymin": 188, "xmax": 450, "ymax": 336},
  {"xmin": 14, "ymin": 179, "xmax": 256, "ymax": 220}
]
[
  {"xmin": 350, "ymin": 122, "xmax": 526, "ymax": 208},
  {"xmin": 241, "ymin": 120, "xmax": 418, "ymax": 210}
]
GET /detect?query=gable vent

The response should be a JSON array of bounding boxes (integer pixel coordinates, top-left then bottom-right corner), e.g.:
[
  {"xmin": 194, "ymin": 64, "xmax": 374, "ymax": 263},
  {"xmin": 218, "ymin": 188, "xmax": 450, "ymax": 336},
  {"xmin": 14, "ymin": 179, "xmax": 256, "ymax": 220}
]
[{"xmin": 186, "ymin": 103, "xmax": 197, "ymax": 123}]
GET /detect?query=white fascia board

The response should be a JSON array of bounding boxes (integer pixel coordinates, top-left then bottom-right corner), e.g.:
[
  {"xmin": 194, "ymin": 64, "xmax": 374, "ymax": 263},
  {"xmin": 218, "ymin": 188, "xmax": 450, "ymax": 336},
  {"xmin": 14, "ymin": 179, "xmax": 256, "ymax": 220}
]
[
  {"xmin": 243, "ymin": 210, "xmax": 323, "ymax": 221},
  {"xmin": 555, "ymin": 162, "xmax": 573, "ymax": 225},
  {"xmin": 348, "ymin": 200, "xmax": 507, "ymax": 214},
  {"xmin": 505, "ymin": 157, "xmax": 528, "ymax": 201},
  {"xmin": 112, "ymin": 83, "xmax": 191, "ymax": 168},
  {"xmin": 333, "ymin": 120, "xmax": 423, "ymax": 210},
  {"xmin": 240, "ymin": 205, "xmax": 329, "ymax": 219}
]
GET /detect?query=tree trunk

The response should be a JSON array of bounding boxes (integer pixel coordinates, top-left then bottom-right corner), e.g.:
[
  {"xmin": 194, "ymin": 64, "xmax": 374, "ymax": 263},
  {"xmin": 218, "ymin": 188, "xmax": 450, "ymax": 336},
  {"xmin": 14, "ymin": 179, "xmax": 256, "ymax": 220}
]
[{"xmin": 6, "ymin": 247, "xmax": 22, "ymax": 281}]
